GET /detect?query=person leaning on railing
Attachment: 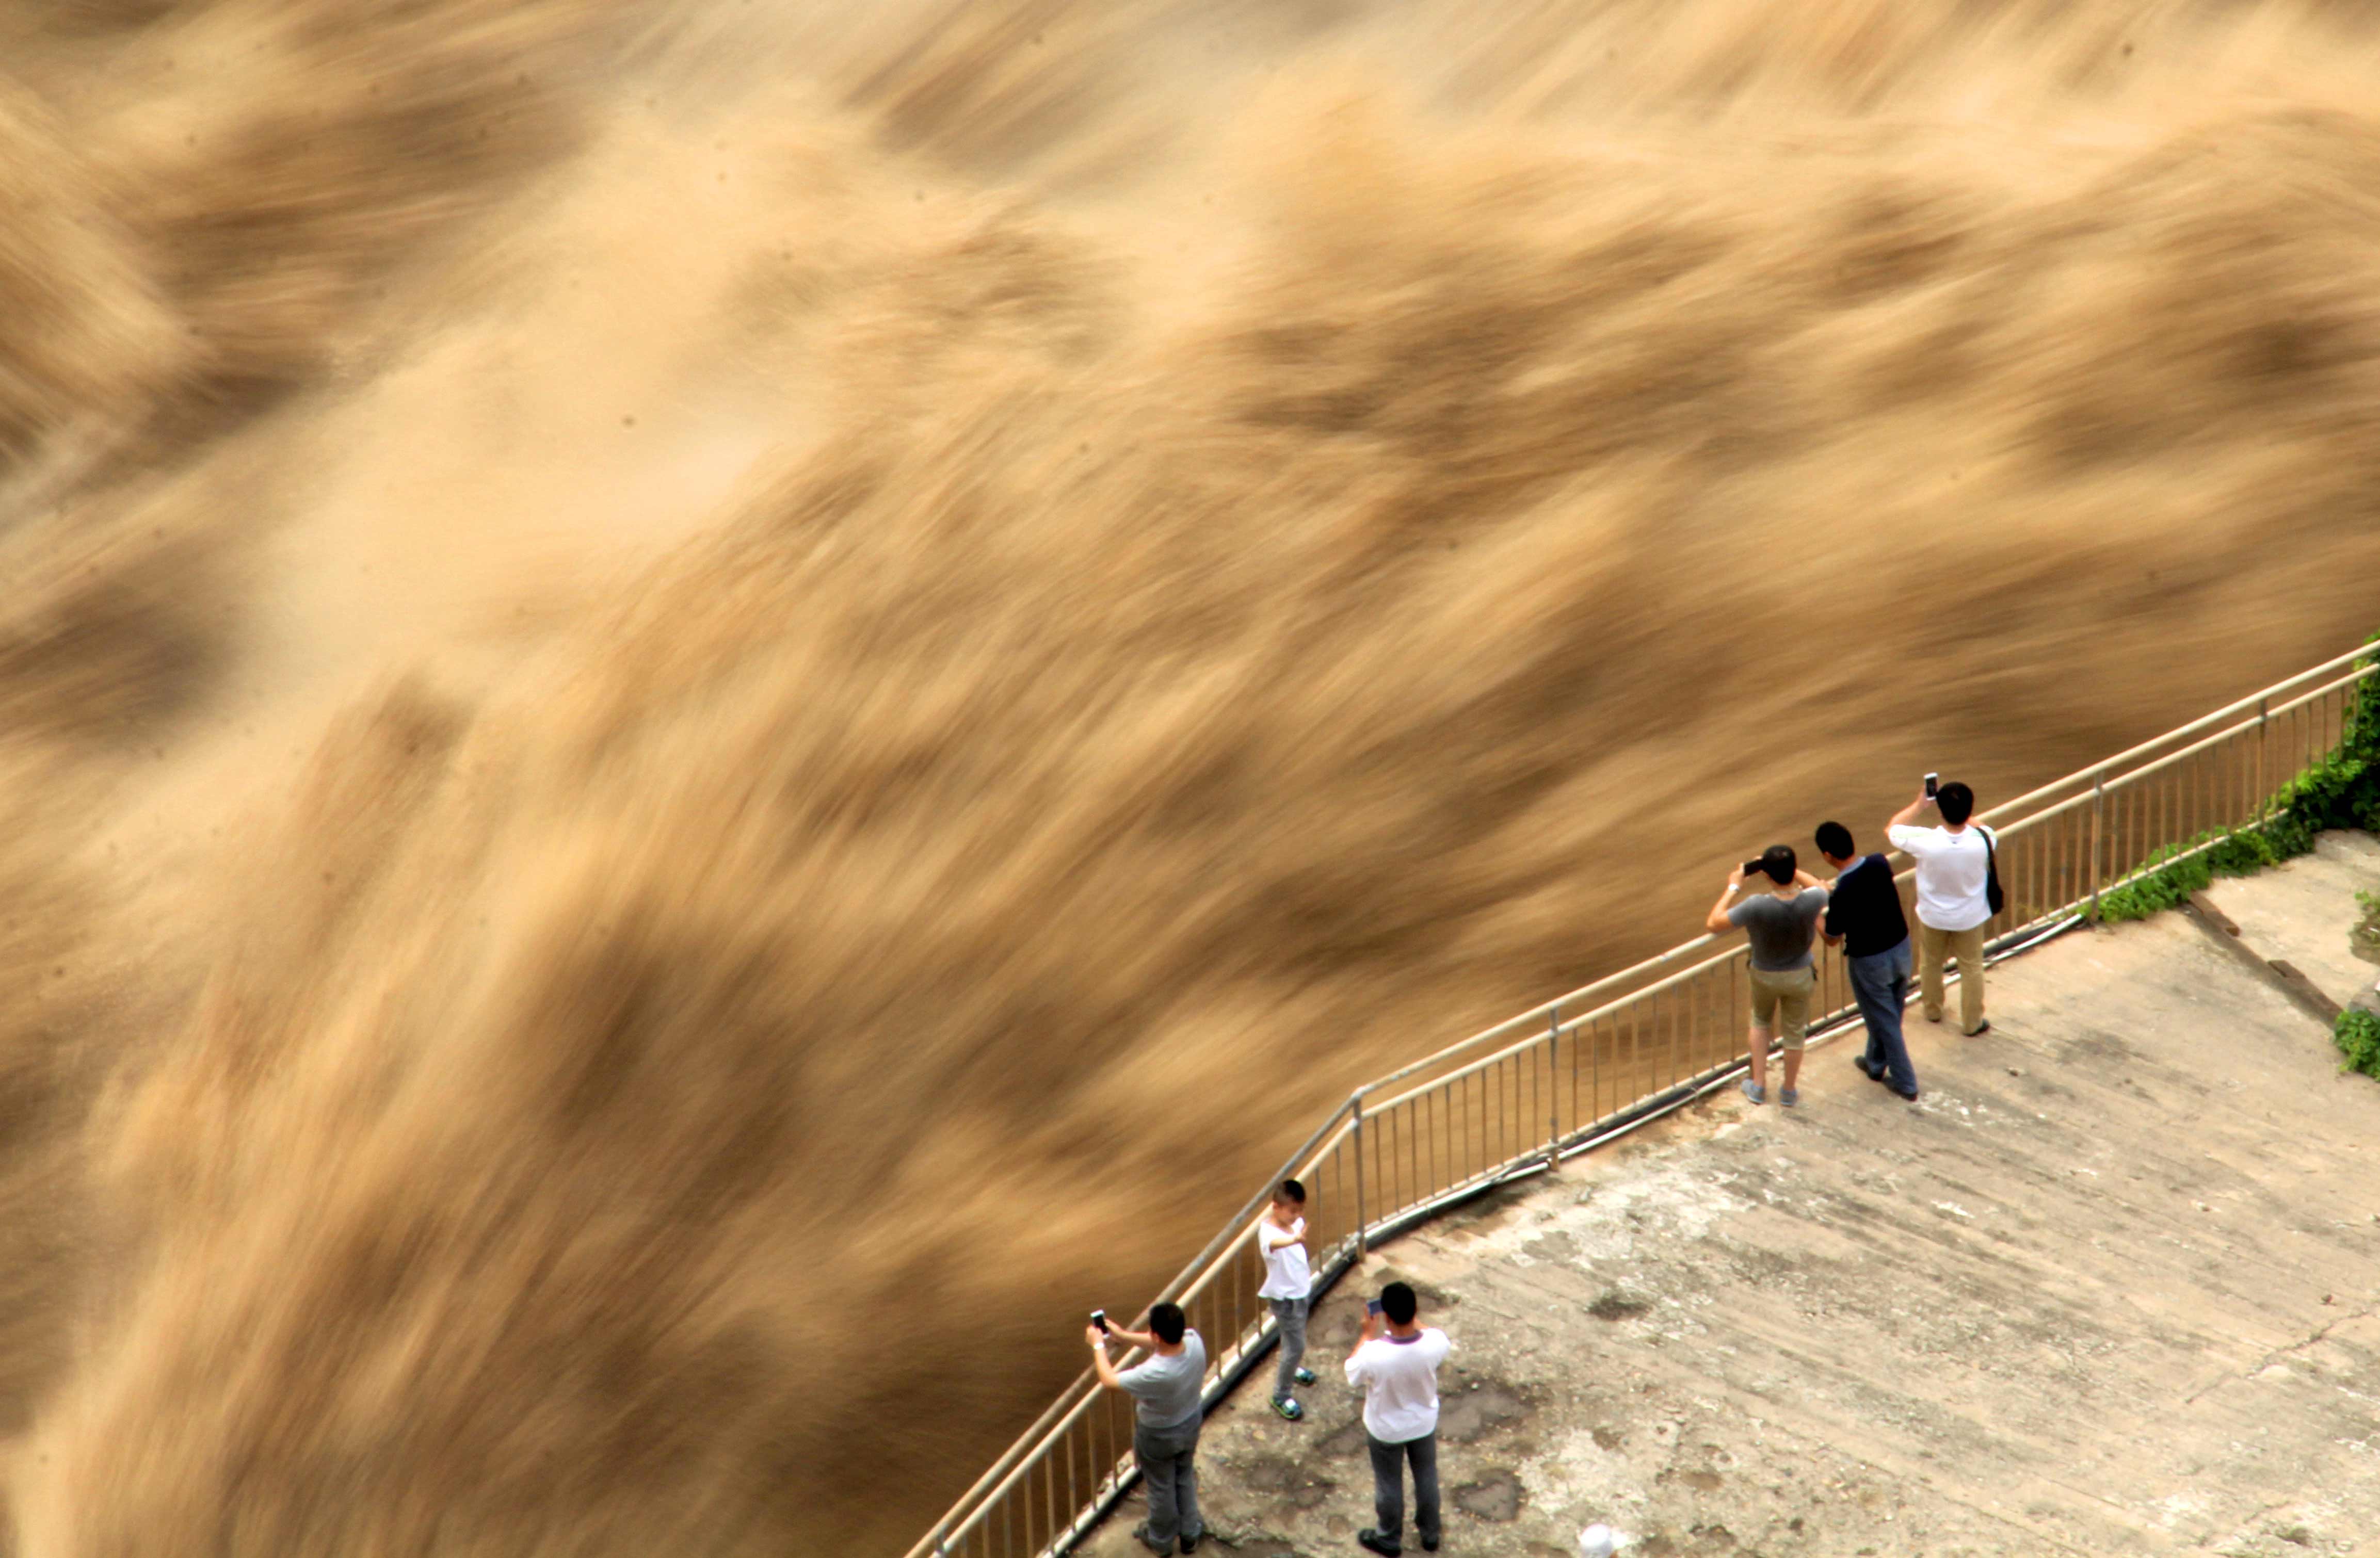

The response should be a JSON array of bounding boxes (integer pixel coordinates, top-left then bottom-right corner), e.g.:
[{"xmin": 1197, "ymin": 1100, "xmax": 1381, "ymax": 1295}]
[
  {"xmin": 1706, "ymin": 845, "xmax": 1829, "ymax": 1108},
  {"xmin": 1887, "ymin": 780, "xmax": 1996, "ymax": 1038},
  {"xmin": 1086, "ymin": 1302, "xmax": 1207, "ymax": 1555}
]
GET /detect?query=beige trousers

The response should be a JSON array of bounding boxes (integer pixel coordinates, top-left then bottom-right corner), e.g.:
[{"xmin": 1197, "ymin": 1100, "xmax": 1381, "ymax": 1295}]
[
  {"xmin": 1747, "ymin": 965, "xmax": 1816, "ymax": 1050},
  {"xmin": 1918, "ymin": 920, "xmax": 1987, "ymax": 1034}
]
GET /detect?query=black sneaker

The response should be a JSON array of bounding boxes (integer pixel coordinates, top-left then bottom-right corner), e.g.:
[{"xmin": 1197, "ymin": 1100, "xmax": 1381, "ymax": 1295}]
[
  {"xmin": 1853, "ymin": 1056, "xmax": 1885, "ymax": 1081},
  {"xmin": 1420, "ymin": 1537, "xmax": 1440, "ymax": 1553},
  {"xmin": 1133, "ymin": 1525, "xmax": 1174, "ymax": 1556},
  {"xmin": 1357, "ymin": 1531, "xmax": 1402, "ymax": 1557},
  {"xmin": 1181, "ymin": 1535, "xmax": 1202, "ymax": 1554}
]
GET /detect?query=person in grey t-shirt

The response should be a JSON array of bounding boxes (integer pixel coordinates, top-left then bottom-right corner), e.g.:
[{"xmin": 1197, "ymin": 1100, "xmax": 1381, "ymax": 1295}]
[
  {"xmin": 1089, "ymin": 1302, "xmax": 1207, "ymax": 1554},
  {"xmin": 1705, "ymin": 843, "xmax": 1828, "ymax": 1108}
]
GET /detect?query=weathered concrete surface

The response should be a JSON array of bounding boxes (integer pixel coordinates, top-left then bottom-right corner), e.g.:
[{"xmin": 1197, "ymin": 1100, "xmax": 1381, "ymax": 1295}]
[
  {"xmin": 1084, "ymin": 836, "xmax": 2380, "ymax": 1558},
  {"xmin": 2204, "ymin": 830, "xmax": 2380, "ymax": 1013}
]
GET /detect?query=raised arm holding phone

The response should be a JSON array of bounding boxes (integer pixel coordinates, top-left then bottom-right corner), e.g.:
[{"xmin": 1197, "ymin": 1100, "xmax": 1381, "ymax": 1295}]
[
  {"xmin": 1086, "ymin": 1302, "xmax": 1207, "ymax": 1554},
  {"xmin": 1706, "ymin": 844, "xmax": 1828, "ymax": 1108},
  {"xmin": 1887, "ymin": 777, "xmax": 1996, "ymax": 1038},
  {"xmin": 1345, "ymin": 1283, "xmax": 1451, "ymax": 1556}
]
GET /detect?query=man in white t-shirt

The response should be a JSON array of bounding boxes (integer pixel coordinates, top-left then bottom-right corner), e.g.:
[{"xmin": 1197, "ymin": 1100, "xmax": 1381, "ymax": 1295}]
[
  {"xmin": 1257, "ymin": 1179, "xmax": 1317, "ymax": 1421},
  {"xmin": 1344, "ymin": 1281, "xmax": 1451, "ymax": 1556},
  {"xmin": 1886, "ymin": 778, "xmax": 1996, "ymax": 1037}
]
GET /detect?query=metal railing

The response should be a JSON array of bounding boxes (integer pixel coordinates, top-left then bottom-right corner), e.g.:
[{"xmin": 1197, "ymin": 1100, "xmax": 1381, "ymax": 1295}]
[{"xmin": 907, "ymin": 641, "xmax": 2377, "ymax": 1558}]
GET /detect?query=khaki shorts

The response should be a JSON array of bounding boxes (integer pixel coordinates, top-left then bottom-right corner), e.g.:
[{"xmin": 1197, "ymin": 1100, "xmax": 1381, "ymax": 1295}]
[{"xmin": 1748, "ymin": 964, "xmax": 1816, "ymax": 1050}]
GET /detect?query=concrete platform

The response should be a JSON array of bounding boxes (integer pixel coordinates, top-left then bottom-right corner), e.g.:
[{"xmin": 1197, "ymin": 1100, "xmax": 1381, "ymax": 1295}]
[
  {"xmin": 1085, "ymin": 835, "xmax": 2380, "ymax": 1558},
  {"xmin": 2202, "ymin": 831, "xmax": 2380, "ymax": 1014}
]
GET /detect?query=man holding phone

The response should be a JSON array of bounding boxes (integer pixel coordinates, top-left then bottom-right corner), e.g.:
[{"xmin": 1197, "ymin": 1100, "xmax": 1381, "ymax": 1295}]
[
  {"xmin": 1705, "ymin": 844, "xmax": 1829, "ymax": 1107},
  {"xmin": 1345, "ymin": 1281, "xmax": 1451, "ymax": 1556},
  {"xmin": 1088, "ymin": 1302, "xmax": 1207, "ymax": 1554},
  {"xmin": 1888, "ymin": 778, "xmax": 1996, "ymax": 1037}
]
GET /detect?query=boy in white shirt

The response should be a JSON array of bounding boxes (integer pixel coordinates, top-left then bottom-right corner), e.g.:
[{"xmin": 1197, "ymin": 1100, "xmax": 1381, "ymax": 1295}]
[
  {"xmin": 1344, "ymin": 1281, "xmax": 1452, "ymax": 1556},
  {"xmin": 1257, "ymin": 1179, "xmax": 1318, "ymax": 1421},
  {"xmin": 1886, "ymin": 779, "xmax": 1997, "ymax": 1037}
]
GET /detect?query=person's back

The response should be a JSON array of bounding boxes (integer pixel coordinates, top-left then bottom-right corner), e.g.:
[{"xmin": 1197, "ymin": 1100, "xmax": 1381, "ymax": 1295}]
[
  {"xmin": 1119, "ymin": 1329, "xmax": 1207, "ymax": 1429},
  {"xmin": 1822, "ymin": 848, "xmax": 1907, "ymax": 960},
  {"xmin": 1894, "ymin": 825, "xmax": 1991, "ymax": 932},
  {"xmin": 1087, "ymin": 1303, "xmax": 1209, "ymax": 1554},
  {"xmin": 1817, "ymin": 821, "xmax": 1919, "ymax": 1102},
  {"xmin": 1730, "ymin": 886, "xmax": 1828, "ymax": 972},
  {"xmin": 1347, "ymin": 1325, "xmax": 1451, "ymax": 1442},
  {"xmin": 1886, "ymin": 781, "xmax": 1995, "ymax": 1037},
  {"xmin": 1346, "ymin": 1283, "xmax": 1451, "ymax": 1556},
  {"xmin": 1707, "ymin": 845, "xmax": 1827, "ymax": 1107}
]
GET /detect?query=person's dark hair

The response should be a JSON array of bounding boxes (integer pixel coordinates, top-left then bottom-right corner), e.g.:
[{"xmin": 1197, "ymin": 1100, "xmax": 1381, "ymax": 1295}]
[
  {"xmin": 1814, "ymin": 821, "xmax": 1855, "ymax": 860},
  {"xmin": 1380, "ymin": 1281, "xmax": 1418, "ymax": 1326},
  {"xmin": 1149, "ymin": 1302, "xmax": 1186, "ymax": 1345},
  {"xmin": 1937, "ymin": 782, "xmax": 1975, "ymax": 826},
  {"xmin": 1277, "ymin": 1178, "xmax": 1306, "ymax": 1205},
  {"xmin": 1758, "ymin": 844, "xmax": 1796, "ymax": 884}
]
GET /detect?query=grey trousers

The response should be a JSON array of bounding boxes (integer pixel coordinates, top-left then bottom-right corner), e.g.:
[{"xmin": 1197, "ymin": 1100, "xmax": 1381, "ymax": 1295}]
[
  {"xmin": 1365, "ymin": 1430, "xmax": 1440, "ymax": 1551},
  {"xmin": 1134, "ymin": 1414, "xmax": 1203, "ymax": 1549},
  {"xmin": 1268, "ymin": 1296, "xmax": 1309, "ymax": 1400}
]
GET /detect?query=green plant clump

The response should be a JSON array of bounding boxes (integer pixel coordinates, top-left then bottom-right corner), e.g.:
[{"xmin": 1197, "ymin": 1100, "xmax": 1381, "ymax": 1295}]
[
  {"xmin": 2337, "ymin": 1008, "xmax": 2380, "ymax": 1080},
  {"xmin": 2098, "ymin": 639, "xmax": 2380, "ymax": 925}
]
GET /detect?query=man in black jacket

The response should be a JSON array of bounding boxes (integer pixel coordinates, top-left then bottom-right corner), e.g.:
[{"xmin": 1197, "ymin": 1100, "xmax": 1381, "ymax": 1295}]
[{"xmin": 1816, "ymin": 821, "xmax": 1919, "ymax": 1101}]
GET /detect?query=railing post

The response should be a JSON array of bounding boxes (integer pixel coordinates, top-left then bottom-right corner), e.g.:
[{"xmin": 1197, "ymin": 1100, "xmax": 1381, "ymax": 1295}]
[
  {"xmin": 2256, "ymin": 695, "xmax": 2270, "ymax": 822},
  {"xmin": 1546, "ymin": 1004, "xmax": 1562, "ymax": 1171},
  {"xmin": 1350, "ymin": 1090, "xmax": 1368, "ymax": 1258},
  {"xmin": 2088, "ymin": 773, "xmax": 2105, "ymax": 922}
]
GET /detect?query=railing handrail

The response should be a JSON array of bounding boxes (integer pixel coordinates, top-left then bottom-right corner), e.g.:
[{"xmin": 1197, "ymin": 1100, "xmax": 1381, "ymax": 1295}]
[
  {"xmin": 1343, "ymin": 647, "xmax": 2374, "ymax": 1102},
  {"xmin": 904, "ymin": 642, "xmax": 2376, "ymax": 1558}
]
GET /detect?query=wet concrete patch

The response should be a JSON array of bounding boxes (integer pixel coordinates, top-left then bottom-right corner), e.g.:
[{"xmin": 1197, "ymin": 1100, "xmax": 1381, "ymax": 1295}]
[
  {"xmin": 1452, "ymin": 1470, "xmax": 1522, "ymax": 1521},
  {"xmin": 1235, "ymin": 1455, "xmax": 1338, "ymax": 1510},
  {"xmin": 1436, "ymin": 1381, "xmax": 1531, "ymax": 1443}
]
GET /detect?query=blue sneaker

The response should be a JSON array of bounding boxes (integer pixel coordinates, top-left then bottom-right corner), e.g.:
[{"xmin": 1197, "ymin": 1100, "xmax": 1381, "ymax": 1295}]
[
  {"xmin": 1271, "ymin": 1395, "xmax": 1304, "ymax": 1421},
  {"xmin": 1294, "ymin": 1366, "xmax": 1316, "ymax": 1387},
  {"xmin": 1740, "ymin": 1078, "xmax": 1766, "ymax": 1105},
  {"xmin": 1780, "ymin": 1088, "xmax": 1800, "ymax": 1109}
]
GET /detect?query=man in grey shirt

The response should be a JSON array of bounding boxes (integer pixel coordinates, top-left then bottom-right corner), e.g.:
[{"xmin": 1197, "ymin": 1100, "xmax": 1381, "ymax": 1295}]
[
  {"xmin": 1089, "ymin": 1302, "xmax": 1207, "ymax": 1553},
  {"xmin": 1705, "ymin": 844, "xmax": 1828, "ymax": 1108}
]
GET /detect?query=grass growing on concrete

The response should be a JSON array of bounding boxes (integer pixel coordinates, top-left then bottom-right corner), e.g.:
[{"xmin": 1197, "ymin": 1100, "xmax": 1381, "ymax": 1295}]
[
  {"xmin": 2099, "ymin": 641, "xmax": 2380, "ymax": 924},
  {"xmin": 2337, "ymin": 1009, "xmax": 2380, "ymax": 1080}
]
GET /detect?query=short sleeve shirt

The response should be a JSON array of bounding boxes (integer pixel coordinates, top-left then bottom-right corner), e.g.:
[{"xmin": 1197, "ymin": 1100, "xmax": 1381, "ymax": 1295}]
[
  {"xmin": 1887, "ymin": 824, "xmax": 1994, "ymax": 932},
  {"xmin": 1727, "ymin": 887, "xmax": 1828, "ymax": 972},
  {"xmin": 1257, "ymin": 1218, "xmax": 1311, "ymax": 1301},
  {"xmin": 1117, "ymin": 1332, "xmax": 1207, "ymax": 1429},
  {"xmin": 1344, "ymin": 1327, "xmax": 1452, "ymax": 1443}
]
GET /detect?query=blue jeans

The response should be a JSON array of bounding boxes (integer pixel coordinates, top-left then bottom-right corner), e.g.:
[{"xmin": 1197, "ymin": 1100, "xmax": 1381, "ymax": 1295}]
[{"xmin": 1848, "ymin": 939, "xmax": 1918, "ymax": 1096}]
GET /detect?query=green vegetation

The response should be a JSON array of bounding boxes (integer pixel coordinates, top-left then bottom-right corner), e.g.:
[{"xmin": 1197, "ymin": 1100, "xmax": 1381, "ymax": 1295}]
[
  {"xmin": 2337, "ymin": 1008, "xmax": 2380, "ymax": 1081},
  {"xmin": 2098, "ymin": 640, "xmax": 2380, "ymax": 924}
]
